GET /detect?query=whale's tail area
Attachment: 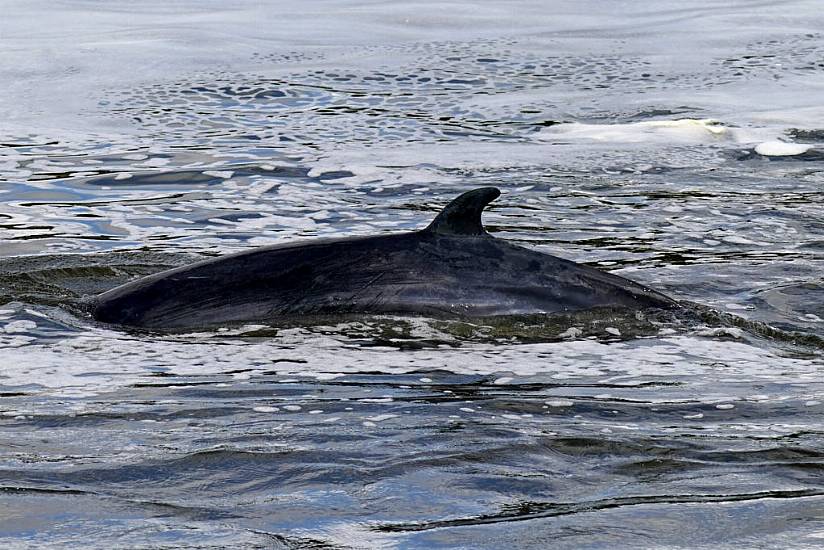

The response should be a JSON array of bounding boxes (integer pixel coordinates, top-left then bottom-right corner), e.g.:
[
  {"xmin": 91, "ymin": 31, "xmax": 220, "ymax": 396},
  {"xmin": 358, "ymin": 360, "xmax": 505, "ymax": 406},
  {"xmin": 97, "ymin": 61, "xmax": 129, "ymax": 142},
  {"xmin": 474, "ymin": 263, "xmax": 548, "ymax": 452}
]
[{"xmin": 424, "ymin": 187, "xmax": 501, "ymax": 236}]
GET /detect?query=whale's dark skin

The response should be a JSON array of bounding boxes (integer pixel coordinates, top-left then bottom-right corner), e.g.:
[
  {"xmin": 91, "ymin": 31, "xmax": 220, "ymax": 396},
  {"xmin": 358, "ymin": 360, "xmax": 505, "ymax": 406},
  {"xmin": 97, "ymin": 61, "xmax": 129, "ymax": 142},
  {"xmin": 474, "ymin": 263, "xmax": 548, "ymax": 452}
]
[{"xmin": 90, "ymin": 187, "xmax": 677, "ymax": 329}]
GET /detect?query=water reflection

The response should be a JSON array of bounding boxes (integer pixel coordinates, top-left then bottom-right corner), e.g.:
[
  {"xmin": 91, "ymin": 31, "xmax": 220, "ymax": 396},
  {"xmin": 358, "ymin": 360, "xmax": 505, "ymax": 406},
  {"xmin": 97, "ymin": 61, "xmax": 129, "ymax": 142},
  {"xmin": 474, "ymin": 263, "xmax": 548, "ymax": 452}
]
[{"xmin": 1, "ymin": 1, "xmax": 824, "ymax": 547}]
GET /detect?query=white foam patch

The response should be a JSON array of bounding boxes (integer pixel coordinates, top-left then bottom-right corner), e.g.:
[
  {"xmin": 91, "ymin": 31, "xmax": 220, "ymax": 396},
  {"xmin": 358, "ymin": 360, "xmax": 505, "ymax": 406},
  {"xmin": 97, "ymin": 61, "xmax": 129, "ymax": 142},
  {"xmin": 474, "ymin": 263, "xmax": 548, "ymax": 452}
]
[
  {"xmin": 313, "ymin": 372, "xmax": 344, "ymax": 381},
  {"xmin": 537, "ymin": 119, "xmax": 736, "ymax": 144},
  {"xmin": 558, "ymin": 327, "xmax": 583, "ymax": 339},
  {"xmin": 754, "ymin": 141, "xmax": 812, "ymax": 156},
  {"xmin": 202, "ymin": 170, "xmax": 235, "ymax": 179},
  {"xmin": 253, "ymin": 406, "xmax": 280, "ymax": 413}
]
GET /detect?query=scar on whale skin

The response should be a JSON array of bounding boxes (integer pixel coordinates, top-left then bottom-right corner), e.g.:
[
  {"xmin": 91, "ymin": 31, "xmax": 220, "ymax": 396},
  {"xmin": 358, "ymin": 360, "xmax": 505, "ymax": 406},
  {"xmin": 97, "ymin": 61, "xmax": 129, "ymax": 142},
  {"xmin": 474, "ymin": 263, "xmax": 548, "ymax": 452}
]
[{"xmin": 90, "ymin": 187, "xmax": 677, "ymax": 329}]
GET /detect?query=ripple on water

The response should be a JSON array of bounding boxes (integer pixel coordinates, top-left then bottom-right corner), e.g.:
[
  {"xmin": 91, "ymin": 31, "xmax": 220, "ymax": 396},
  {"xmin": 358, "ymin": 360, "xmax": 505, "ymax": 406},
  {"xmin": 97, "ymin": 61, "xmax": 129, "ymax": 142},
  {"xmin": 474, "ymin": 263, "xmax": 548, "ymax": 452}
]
[{"xmin": 2, "ymin": 4, "xmax": 824, "ymax": 548}]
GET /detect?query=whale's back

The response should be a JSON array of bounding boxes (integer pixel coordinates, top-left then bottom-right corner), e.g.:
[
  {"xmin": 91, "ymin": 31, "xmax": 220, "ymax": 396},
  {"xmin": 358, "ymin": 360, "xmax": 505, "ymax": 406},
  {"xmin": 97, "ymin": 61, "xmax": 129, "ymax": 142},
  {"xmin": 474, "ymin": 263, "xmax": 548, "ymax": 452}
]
[{"xmin": 91, "ymin": 229, "xmax": 674, "ymax": 329}]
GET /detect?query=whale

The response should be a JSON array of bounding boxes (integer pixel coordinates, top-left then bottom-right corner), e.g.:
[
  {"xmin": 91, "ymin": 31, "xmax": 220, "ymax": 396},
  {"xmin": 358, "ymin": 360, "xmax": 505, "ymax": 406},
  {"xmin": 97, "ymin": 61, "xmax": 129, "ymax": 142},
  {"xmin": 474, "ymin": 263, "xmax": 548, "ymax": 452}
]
[{"xmin": 89, "ymin": 187, "xmax": 677, "ymax": 329}]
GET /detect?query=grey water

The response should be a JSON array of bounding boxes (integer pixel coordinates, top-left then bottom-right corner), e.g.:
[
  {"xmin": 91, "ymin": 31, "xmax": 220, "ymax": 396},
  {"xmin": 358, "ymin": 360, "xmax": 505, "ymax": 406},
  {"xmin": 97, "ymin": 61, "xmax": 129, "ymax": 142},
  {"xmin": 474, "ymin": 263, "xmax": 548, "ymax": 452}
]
[{"xmin": 1, "ymin": 1, "xmax": 824, "ymax": 547}]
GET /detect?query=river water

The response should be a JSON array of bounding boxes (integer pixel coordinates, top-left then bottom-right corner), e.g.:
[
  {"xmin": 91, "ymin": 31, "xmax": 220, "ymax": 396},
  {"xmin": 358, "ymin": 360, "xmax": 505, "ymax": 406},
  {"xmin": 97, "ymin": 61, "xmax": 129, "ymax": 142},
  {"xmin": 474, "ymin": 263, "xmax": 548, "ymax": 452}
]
[{"xmin": 1, "ymin": 1, "xmax": 824, "ymax": 548}]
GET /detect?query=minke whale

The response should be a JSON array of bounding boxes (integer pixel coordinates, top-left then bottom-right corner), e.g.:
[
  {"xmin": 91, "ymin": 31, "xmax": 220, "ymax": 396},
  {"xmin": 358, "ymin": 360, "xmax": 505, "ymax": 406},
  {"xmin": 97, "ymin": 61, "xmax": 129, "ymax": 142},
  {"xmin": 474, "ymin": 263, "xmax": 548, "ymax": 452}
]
[{"xmin": 90, "ymin": 187, "xmax": 677, "ymax": 329}]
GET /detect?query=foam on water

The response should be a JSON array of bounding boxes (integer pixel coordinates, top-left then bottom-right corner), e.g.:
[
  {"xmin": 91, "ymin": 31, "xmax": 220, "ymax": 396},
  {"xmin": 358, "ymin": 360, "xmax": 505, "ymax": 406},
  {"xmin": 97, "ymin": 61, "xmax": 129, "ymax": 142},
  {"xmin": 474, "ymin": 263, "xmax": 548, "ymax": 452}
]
[
  {"xmin": 538, "ymin": 119, "xmax": 736, "ymax": 144},
  {"xmin": 754, "ymin": 141, "xmax": 814, "ymax": 156}
]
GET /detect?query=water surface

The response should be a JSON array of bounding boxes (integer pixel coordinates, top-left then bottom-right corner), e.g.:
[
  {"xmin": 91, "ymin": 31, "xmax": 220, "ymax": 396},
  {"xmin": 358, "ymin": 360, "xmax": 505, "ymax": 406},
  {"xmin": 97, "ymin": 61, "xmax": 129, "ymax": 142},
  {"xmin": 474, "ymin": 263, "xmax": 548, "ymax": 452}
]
[{"xmin": 1, "ymin": 1, "xmax": 824, "ymax": 548}]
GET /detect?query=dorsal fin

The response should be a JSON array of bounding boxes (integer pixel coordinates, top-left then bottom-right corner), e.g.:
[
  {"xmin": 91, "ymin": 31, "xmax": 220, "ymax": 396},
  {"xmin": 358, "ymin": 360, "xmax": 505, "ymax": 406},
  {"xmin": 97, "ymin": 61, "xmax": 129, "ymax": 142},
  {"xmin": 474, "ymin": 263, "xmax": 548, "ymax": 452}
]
[{"xmin": 424, "ymin": 187, "xmax": 500, "ymax": 236}]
